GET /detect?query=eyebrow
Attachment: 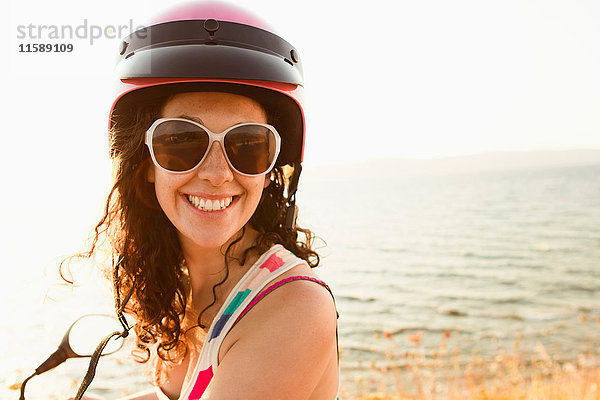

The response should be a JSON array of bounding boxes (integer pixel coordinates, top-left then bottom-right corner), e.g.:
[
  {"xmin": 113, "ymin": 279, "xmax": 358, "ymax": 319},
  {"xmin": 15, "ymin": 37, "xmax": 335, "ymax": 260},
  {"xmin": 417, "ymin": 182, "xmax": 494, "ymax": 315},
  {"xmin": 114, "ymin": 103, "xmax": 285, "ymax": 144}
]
[
  {"xmin": 175, "ymin": 114, "xmax": 205, "ymax": 124},
  {"xmin": 173, "ymin": 115, "xmax": 262, "ymax": 127}
]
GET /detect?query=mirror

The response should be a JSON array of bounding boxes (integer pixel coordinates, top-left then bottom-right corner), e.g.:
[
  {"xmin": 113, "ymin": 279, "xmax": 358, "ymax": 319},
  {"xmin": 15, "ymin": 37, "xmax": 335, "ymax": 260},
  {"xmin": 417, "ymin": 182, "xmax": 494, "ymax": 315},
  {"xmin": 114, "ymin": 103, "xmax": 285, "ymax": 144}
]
[
  {"xmin": 20, "ymin": 314, "xmax": 128, "ymax": 400},
  {"xmin": 67, "ymin": 314, "xmax": 125, "ymax": 357}
]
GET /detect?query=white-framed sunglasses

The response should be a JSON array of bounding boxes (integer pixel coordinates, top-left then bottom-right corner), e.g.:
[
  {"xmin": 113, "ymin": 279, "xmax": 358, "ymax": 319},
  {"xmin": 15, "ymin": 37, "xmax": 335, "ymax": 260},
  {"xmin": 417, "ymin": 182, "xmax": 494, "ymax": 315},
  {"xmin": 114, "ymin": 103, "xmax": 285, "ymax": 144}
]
[{"xmin": 145, "ymin": 118, "xmax": 281, "ymax": 176}]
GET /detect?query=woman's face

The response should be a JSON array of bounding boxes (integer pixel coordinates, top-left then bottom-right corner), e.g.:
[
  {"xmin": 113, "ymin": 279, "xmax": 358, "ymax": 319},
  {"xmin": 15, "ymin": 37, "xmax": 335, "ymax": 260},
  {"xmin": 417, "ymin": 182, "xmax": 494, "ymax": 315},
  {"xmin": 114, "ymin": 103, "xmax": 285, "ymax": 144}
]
[{"xmin": 147, "ymin": 92, "xmax": 270, "ymax": 251}]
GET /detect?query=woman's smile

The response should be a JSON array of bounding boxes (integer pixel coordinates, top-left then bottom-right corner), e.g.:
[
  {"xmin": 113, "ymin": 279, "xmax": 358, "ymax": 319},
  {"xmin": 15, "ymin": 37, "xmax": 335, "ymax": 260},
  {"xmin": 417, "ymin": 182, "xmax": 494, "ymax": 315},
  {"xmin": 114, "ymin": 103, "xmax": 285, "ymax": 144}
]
[{"xmin": 184, "ymin": 193, "xmax": 236, "ymax": 212}]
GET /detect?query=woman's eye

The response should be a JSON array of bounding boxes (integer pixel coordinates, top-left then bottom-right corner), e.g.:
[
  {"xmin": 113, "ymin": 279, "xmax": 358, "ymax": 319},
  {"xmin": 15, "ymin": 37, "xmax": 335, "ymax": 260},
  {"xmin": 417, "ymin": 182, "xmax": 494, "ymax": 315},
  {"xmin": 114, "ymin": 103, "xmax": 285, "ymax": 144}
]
[
  {"xmin": 238, "ymin": 135, "xmax": 265, "ymax": 146},
  {"xmin": 167, "ymin": 133, "xmax": 194, "ymax": 144}
]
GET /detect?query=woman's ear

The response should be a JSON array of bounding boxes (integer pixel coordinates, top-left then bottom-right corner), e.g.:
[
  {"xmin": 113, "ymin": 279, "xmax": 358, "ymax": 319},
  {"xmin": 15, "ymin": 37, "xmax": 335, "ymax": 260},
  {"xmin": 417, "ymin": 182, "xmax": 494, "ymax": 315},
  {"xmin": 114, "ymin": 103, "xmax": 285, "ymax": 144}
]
[
  {"xmin": 147, "ymin": 165, "xmax": 155, "ymax": 183},
  {"xmin": 263, "ymin": 174, "xmax": 271, "ymax": 188}
]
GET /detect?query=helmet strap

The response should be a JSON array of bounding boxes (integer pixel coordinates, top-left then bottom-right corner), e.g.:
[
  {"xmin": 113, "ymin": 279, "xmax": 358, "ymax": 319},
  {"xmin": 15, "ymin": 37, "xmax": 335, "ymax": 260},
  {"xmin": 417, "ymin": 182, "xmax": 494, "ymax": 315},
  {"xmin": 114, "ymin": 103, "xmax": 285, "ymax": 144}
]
[
  {"xmin": 285, "ymin": 201, "xmax": 298, "ymax": 231},
  {"xmin": 285, "ymin": 163, "xmax": 302, "ymax": 231},
  {"xmin": 112, "ymin": 255, "xmax": 132, "ymax": 337}
]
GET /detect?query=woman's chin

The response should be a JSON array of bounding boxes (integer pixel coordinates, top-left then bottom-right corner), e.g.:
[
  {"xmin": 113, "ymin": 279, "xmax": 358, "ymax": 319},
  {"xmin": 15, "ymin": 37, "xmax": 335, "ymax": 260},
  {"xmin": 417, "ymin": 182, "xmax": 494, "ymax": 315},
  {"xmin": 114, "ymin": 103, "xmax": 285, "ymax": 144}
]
[
  {"xmin": 184, "ymin": 235, "xmax": 231, "ymax": 251},
  {"xmin": 177, "ymin": 228, "xmax": 247, "ymax": 254}
]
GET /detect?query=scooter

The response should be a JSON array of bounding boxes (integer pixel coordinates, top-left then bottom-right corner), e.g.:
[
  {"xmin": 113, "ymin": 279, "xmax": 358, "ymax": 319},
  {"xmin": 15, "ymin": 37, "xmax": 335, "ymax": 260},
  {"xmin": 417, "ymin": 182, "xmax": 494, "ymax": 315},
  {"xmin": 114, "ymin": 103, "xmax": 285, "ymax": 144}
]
[{"xmin": 19, "ymin": 314, "xmax": 131, "ymax": 400}]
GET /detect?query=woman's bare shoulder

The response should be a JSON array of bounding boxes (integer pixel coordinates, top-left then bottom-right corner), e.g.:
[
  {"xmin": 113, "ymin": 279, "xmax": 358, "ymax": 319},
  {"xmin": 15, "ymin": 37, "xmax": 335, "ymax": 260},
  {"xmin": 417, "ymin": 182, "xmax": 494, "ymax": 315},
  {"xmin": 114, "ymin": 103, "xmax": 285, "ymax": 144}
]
[
  {"xmin": 208, "ymin": 263, "xmax": 338, "ymax": 399},
  {"xmin": 222, "ymin": 262, "xmax": 336, "ymax": 346}
]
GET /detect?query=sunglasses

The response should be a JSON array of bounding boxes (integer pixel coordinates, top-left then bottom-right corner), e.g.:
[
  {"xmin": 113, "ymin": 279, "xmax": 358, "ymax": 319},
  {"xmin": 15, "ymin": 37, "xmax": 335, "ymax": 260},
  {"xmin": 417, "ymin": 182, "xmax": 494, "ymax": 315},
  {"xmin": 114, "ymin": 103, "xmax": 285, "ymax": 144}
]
[{"xmin": 145, "ymin": 118, "xmax": 281, "ymax": 176}]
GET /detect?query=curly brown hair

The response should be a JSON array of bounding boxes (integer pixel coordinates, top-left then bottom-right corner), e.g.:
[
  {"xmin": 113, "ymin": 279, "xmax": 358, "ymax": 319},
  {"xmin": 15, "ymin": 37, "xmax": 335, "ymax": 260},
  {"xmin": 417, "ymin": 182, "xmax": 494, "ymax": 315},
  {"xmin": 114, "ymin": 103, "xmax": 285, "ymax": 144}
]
[{"xmin": 67, "ymin": 84, "xmax": 321, "ymax": 373}]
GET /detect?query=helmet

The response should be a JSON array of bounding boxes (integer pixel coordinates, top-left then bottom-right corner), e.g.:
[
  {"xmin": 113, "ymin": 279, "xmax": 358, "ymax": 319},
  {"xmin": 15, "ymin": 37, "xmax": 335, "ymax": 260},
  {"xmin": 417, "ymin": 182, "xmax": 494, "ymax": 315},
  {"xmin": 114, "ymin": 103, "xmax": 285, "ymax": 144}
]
[{"xmin": 109, "ymin": 1, "xmax": 305, "ymax": 167}]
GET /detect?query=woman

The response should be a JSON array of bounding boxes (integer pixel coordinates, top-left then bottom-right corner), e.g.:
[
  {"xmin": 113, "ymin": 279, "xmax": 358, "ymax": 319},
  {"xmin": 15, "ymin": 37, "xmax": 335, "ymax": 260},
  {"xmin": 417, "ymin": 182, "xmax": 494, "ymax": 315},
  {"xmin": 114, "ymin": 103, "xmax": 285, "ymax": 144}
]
[{"xmin": 75, "ymin": 2, "xmax": 339, "ymax": 399}]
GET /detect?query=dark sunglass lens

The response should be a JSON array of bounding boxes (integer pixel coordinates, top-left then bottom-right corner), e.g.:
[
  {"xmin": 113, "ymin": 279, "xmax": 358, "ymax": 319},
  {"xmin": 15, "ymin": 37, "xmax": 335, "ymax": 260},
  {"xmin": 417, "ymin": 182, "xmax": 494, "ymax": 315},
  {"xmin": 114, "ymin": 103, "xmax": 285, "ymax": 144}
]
[
  {"xmin": 224, "ymin": 125, "xmax": 276, "ymax": 174},
  {"xmin": 151, "ymin": 120, "xmax": 209, "ymax": 172}
]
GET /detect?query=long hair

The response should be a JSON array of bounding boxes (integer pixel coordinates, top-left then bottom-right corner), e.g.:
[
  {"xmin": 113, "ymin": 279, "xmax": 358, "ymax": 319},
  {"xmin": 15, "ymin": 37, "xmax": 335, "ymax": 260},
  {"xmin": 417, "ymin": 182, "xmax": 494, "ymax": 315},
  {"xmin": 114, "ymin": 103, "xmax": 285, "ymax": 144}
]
[{"xmin": 66, "ymin": 85, "xmax": 320, "ymax": 376}]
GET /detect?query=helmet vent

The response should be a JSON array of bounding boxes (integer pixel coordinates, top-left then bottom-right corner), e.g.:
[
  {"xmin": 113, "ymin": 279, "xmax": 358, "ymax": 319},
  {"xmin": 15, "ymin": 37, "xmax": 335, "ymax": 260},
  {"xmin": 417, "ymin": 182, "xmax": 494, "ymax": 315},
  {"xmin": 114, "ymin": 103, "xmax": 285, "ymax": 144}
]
[{"xmin": 204, "ymin": 19, "xmax": 220, "ymax": 37}]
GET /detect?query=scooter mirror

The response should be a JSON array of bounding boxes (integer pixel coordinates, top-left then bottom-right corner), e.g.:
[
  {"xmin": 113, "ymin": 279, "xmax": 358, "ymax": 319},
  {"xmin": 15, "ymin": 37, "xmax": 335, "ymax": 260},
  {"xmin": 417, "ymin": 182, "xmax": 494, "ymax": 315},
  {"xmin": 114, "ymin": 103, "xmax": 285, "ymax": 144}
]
[
  {"xmin": 20, "ymin": 314, "xmax": 127, "ymax": 400},
  {"xmin": 68, "ymin": 314, "xmax": 124, "ymax": 357}
]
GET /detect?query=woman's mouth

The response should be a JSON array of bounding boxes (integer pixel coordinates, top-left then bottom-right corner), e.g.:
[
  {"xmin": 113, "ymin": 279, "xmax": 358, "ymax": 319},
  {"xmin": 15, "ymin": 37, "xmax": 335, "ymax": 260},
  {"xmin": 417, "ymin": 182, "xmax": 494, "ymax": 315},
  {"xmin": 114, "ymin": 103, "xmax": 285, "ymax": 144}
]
[{"xmin": 185, "ymin": 194, "xmax": 234, "ymax": 212}]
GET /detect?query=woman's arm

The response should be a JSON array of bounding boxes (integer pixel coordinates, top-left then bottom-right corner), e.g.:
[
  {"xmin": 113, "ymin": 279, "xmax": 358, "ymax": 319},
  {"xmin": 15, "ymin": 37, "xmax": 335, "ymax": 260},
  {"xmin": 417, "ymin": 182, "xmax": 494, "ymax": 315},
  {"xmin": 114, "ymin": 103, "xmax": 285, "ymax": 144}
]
[{"xmin": 200, "ymin": 279, "xmax": 338, "ymax": 400}]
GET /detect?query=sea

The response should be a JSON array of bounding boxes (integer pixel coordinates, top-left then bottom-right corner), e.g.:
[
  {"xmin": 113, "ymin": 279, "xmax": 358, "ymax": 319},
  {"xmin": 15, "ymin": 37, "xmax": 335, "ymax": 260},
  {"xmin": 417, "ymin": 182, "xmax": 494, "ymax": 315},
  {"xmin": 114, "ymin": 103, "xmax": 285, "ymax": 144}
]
[{"xmin": 1, "ymin": 162, "xmax": 599, "ymax": 399}]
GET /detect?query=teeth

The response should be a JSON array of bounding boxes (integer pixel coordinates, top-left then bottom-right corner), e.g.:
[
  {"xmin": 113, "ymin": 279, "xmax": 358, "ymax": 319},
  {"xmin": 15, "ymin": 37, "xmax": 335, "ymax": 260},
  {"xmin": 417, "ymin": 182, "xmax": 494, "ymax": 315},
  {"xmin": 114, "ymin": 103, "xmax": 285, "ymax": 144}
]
[{"xmin": 186, "ymin": 195, "xmax": 233, "ymax": 212}]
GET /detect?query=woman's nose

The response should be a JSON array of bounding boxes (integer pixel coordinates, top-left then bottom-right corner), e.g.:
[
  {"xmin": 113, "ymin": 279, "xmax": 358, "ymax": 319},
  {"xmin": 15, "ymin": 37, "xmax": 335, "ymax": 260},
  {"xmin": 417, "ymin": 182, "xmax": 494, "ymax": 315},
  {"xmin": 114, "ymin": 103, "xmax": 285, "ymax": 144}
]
[{"xmin": 196, "ymin": 142, "xmax": 234, "ymax": 186}]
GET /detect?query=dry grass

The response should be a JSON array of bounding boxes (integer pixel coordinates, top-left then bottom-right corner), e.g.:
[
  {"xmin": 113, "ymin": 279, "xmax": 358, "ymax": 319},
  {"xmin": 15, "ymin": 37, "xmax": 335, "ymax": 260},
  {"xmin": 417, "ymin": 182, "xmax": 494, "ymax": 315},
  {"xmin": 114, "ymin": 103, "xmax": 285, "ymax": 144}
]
[{"xmin": 341, "ymin": 319, "xmax": 600, "ymax": 400}]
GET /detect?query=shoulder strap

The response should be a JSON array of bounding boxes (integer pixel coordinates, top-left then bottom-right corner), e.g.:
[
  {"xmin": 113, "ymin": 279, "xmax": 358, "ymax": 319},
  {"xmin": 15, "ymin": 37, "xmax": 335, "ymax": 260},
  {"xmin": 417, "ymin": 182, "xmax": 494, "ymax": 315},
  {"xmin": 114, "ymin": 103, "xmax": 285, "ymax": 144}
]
[
  {"xmin": 233, "ymin": 275, "xmax": 338, "ymax": 325},
  {"xmin": 231, "ymin": 275, "xmax": 340, "ymax": 362}
]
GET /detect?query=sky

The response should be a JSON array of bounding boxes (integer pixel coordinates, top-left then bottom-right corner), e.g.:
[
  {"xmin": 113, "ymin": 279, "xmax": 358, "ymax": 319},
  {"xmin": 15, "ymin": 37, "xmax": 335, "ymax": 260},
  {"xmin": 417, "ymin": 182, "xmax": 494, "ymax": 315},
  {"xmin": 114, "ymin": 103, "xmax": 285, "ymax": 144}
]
[
  {"xmin": 3, "ymin": 0, "xmax": 600, "ymax": 167},
  {"xmin": 1, "ymin": 0, "xmax": 599, "ymax": 277}
]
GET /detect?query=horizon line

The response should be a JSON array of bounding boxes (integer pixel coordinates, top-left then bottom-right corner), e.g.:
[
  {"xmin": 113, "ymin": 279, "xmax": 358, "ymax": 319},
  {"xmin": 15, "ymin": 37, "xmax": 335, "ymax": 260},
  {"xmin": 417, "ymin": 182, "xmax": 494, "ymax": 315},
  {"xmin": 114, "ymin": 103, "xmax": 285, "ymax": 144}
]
[{"xmin": 303, "ymin": 147, "xmax": 600, "ymax": 169}]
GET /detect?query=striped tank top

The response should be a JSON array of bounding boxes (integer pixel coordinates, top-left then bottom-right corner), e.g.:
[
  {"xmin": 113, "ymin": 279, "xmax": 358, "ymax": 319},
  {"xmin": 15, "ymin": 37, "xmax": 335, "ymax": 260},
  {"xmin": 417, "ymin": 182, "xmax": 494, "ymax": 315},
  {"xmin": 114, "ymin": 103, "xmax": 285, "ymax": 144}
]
[{"xmin": 156, "ymin": 244, "xmax": 339, "ymax": 400}]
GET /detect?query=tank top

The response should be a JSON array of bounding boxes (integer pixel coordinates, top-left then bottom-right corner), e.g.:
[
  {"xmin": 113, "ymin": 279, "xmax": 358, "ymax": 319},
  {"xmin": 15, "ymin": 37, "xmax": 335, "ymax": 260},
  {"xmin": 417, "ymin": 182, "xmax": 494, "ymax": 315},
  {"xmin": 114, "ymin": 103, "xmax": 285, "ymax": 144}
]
[{"xmin": 155, "ymin": 244, "xmax": 339, "ymax": 400}]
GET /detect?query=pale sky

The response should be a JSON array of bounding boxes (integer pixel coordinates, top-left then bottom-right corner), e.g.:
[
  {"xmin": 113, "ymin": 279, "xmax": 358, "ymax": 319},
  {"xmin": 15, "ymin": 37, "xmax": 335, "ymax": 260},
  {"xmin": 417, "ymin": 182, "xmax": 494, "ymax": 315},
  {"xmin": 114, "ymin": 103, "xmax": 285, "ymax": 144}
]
[
  {"xmin": 4, "ymin": 0, "xmax": 600, "ymax": 167},
  {"xmin": 2, "ymin": 0, "xmax": 600, "ymax": 276}
]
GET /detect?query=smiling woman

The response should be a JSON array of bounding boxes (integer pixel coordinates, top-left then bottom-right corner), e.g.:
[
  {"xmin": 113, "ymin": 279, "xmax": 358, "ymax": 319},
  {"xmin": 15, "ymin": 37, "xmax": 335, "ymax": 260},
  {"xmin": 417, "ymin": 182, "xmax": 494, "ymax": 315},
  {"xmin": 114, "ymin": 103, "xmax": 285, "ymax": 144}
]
[{"xmin": 63, "ymin": 2, "xmax": 340, "ymax": 400}]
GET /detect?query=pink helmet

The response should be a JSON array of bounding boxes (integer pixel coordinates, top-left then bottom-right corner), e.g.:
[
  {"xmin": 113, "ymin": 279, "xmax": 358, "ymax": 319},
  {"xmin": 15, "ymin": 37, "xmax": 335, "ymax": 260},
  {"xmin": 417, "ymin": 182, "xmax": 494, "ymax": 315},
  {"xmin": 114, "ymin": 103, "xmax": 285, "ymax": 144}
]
[{"xmin": 110, "ymin": 1, "xmax": 305, "ymax": 166}]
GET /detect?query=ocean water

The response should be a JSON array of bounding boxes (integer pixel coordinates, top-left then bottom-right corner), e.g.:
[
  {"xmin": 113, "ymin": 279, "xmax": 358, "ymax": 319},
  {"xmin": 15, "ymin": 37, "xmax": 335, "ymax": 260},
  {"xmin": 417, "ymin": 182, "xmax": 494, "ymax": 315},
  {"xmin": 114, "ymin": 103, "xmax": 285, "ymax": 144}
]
[
  {"xmin": 302, "ymin": 163, "xmax": 600, "ymax": 394},
  {"xmin": 2, "ymin": 163, "xmax": 599, "ymax": 399}
]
